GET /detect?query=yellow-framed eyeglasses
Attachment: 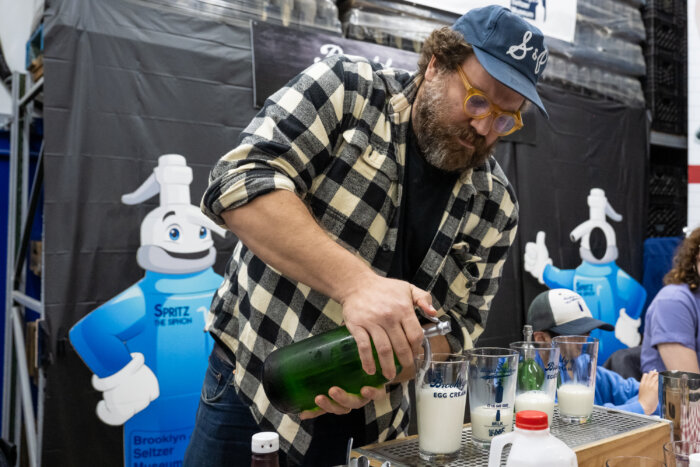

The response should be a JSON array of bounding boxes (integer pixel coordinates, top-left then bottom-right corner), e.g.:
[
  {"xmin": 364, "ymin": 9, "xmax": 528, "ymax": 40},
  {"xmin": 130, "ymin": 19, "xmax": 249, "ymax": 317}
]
[{"xmin": 456, "ymin": 67, "xmax": 524, "ymax": 136}]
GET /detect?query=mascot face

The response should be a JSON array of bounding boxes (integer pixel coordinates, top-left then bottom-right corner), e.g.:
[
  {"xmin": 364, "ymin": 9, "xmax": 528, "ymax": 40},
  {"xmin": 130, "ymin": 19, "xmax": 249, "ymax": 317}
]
[{"xmin": 138, "ymin": 205, "xmax": 220, "ymax": 274}]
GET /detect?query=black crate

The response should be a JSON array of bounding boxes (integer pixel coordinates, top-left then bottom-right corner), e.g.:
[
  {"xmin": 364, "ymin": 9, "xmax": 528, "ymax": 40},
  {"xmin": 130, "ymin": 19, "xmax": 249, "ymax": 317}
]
[
  {"xmin": 649, "ymin": 165, "xmax": 687, "ymax": 198},
  {"xmin": 646, "ymin": 88, "xmax": 687, "ymax": 134},
  {"xmin": 643, "ymin": 0, "xmax": 686, "ymax": 22},
  {"xmin": 647, "ymin": 202, "xmax": 686, "ymax": 237},
  {"xmin": 643, "ymin": 12, "xmax": 686, "ymax": 53},
  {"xmin": 644, "ymin": 50, "xmax": 684, "ymax": 91}
]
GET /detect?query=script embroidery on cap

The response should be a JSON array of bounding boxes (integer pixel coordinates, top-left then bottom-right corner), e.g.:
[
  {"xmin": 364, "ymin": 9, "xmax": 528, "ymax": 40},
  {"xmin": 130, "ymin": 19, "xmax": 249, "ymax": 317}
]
[{"xmin": 506, "ymin": 30, "xmax": 549, "ymax": 75}]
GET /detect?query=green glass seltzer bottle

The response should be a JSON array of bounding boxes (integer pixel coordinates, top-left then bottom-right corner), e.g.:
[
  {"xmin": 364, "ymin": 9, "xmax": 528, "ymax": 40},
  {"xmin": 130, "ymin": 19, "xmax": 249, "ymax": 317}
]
[
  {"xmin": 517, "ymin": 324, "xmax": 545, "ymax": 391},
  {"xmin": 262, "ymin": 319, "xmax": 451, "ymax": 414}
]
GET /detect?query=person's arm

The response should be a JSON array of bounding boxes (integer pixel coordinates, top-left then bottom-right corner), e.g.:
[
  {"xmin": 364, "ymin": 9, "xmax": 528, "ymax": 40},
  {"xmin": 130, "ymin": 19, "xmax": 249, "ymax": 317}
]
[
  {"xmin": 222, "ymin": 191, "xmax": 434, "ymax": 381},
  {"xmin": 657, "ymin": 343, "xmax": 700, "ymax": 373},
  {"xmin": 600, "ymin": 372, "xmax": 659, "ymax": 416},
  {"xmin": 645, "ymin": 287, "xmax": 700, "ymax": 372},
  {"xmin": 224, "ymin": 191, "xmax": 438, "ymax": 420},
  {"xmin": 602, "ymin": 399, "xmax": 645, "ymax": 415}
]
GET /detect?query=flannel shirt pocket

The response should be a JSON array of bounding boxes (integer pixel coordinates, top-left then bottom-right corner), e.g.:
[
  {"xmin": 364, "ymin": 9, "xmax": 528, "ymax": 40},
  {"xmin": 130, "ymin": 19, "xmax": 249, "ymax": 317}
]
[
  {"xmin": 448, "ymin": 242, "xmax": 482, "ymax": 295},
  {"xmin": 309, "ymin": 129, "xmax": 398, "ymax": 246},
  {"xmin": 341, "ymin": 129, "xmax": 398, "ymax": 182}
]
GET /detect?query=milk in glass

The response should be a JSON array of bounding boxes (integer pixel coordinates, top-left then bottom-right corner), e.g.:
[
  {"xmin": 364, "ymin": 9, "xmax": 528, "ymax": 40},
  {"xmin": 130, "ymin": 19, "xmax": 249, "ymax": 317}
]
[
  {"xmin": 470, "ymin": 405, "xmax": 514, "ymax": 442},
  {"xmin": 416, "ymin": 385, "xmax": 467, "ymax": 454},
  {"xmin": 557, "ymin": 383, "xmax": 595, "ymax": 417},
  {"xmin": 515, "ymin": 390, "xmax": 555, "ymax": 423}
]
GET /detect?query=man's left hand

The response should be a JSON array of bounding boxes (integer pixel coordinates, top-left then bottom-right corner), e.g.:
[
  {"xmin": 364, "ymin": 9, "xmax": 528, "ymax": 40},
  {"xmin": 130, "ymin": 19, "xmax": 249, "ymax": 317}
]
[{"xmin": 298, "ymin": 385, "xmax": 387, "ymax": 420}]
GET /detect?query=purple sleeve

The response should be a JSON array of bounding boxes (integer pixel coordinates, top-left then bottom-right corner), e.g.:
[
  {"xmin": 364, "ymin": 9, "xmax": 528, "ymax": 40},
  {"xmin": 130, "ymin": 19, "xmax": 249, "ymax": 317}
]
[{"xmin": 647, "ymin": 292, "xmax": 697, "ymax": 349}]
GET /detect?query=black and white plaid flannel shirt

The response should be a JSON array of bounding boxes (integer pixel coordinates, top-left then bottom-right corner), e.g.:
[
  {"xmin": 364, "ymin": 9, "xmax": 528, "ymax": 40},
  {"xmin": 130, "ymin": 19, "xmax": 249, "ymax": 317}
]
[{"xmin": 201, "ymin": 54, "xmax": 518, "ymax": 463}]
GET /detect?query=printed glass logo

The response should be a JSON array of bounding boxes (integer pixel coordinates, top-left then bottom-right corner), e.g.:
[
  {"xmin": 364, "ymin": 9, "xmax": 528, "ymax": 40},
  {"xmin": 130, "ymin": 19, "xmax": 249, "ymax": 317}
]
[
  {"xmin": 545, "ymin": 361, "xmax": 558, "ymax": 379},
  {"xmin": 479, "ymin": 361, "xmax": 514, "ymax": 380},
  {"xmin": 428, "ymin": 373, "xmax": 466, "ymax": 391}
]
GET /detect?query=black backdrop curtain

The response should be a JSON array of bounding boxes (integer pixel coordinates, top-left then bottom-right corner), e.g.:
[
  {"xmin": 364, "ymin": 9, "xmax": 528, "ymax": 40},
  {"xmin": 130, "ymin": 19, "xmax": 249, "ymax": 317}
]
[
  {"xmin": 481, "ymin": 85, "xmax": 648, "ymax": 346},
  {"xmin": 41, "ymin": 0, "xmax": 647, "ymax": 464}
]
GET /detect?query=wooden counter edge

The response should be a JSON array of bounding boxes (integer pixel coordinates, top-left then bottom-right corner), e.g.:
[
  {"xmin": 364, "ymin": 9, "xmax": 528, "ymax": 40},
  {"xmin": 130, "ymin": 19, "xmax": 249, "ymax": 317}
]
[{"xmin": 573, "ymin": 421, "xmax": 671, "ymax": 467}]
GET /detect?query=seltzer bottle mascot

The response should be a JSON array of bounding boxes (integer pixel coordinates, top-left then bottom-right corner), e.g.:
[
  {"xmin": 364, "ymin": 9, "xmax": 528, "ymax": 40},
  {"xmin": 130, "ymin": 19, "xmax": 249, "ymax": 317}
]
[
  {"xmin": 69, "ymin": 154, "xmax": 226, "ymax": 466},
  {"xmin": 523, "ymin": 188, "xmax": 646, "ymax": 362}
]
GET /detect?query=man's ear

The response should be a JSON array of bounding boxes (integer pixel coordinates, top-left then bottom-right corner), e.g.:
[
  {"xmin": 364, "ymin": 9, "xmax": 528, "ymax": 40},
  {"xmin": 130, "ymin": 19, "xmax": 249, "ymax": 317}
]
[{"xmin": 425, "ymin": 55, "xmax": 438, "ymax": 81}]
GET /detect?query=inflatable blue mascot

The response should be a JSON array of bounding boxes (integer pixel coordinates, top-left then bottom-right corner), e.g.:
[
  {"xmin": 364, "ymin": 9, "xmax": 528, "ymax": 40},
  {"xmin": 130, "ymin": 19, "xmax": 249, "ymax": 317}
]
[
  {"xmin": 523, "ymin": 188, "xmax": 646, "ymax": 363},
  {"xmin": 70, "ymin": 154, "xmax": 225, "ymax": 466}
]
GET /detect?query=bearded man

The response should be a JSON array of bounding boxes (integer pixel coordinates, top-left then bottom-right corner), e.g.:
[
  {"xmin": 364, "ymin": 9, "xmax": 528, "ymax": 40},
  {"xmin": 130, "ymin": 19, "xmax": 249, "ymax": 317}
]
[{"xmin": 186, "ymin": 5, "xmax": 549, "ymax": 466}]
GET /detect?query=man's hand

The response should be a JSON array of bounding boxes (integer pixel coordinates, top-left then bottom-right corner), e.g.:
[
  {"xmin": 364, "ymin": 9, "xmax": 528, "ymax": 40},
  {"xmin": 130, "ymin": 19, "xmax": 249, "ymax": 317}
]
[
  {"xmin": 340, "ymin": 273, "xmax": 436, "ymax": 381},
  {"xmin": 524, "ymin": 231, "xmax": 552, "ymax": 284},
  {"xmin": 638, "ymin": 370, "xmax": 659, "ymax": 415},
  {"xmin": 298, "ymin": 385, "xmax": 387, "ymax": 420}
]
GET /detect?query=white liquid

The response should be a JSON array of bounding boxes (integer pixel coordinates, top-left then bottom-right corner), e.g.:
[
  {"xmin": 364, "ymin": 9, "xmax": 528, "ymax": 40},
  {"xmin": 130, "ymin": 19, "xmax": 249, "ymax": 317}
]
[
  {"xmin": 557, "ymin": 383, "xmax": 595, "ymax": 417},
  {"xmin": 515, "ymin": 390, "xmax": 555, "ymax": 424},
  {"xmin": 416, "ymin": 386, "xmax": 467, "ymax": 454},
  {"xmin": 470, "ymin": 405, "xmax": 514, "ymax": 441}
]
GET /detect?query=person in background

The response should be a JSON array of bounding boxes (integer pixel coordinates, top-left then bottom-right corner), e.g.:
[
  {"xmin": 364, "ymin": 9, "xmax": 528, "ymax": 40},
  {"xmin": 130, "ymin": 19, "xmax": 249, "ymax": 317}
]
[
  {"xmin": 529, "ymin": 289, "xmax": 660, "ymax": 416},
  {"xmin": 642, "ymin": 227, "xmax": 700, "ymax": 373},
  {"xmin": 185, "ymin": 5, "xmax": 549, "ymax": 467}
]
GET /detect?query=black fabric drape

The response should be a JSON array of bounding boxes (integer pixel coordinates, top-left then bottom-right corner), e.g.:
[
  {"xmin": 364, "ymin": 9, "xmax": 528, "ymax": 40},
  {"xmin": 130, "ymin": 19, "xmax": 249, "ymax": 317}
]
[{"xmin": 42, "ymin": 0, "xmax": 647, "ymax": 463}]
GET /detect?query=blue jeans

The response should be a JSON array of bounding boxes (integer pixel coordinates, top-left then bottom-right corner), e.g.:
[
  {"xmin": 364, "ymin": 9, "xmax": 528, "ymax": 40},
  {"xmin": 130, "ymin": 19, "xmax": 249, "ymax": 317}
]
[
  {"xmin": 183, "ymin": 348, "xmax": 270, "ymax": 467},
  {"xmin": 184, "ymin": 348, "xmax": 368, "ymax": 466}
]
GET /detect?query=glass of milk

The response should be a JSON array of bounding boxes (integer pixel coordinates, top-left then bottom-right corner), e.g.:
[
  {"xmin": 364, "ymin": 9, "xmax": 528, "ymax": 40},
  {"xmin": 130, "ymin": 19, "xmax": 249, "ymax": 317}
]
[
  {"xmin": 553, "ymin": 335, "xmax": 599, "ymax": 424},
  {"xmin": 414, "ymin": 353, "xmax": 468, "ymax": 463},
  {"xmin": 663, "ymin": 440, "xmax": 700, "ymax": 467},
  {"xmin": 510, "ymin": 341, "xmax": 560, "ymax": 425},
  {"xmin": 466, "ymin": 348, "xmax": 519, "ymax": 448}
]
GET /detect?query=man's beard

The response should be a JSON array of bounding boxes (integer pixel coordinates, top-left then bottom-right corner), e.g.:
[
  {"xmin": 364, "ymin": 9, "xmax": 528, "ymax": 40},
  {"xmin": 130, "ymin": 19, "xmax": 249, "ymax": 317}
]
[{"xmin": 413, "ymin": 76, "xmax": 495, "ymax": 173}]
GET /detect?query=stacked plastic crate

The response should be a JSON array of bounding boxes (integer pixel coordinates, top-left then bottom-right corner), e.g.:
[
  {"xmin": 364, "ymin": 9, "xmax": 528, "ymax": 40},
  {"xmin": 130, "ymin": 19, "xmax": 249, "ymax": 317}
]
[
  {"xmin": 647, "ymin": 159, "xmax": 688, "ymax": 237},
  {"xmin": 642, "ymin": 0, "xmax": 687, "ymax": 135},
  {"xmin": 340, "ymin": 0, "xmax": 648, "ymax": 108},
  {"xmin": 541, "ymin": 0, "xmax": 647, "ymax": 107},
  {"xmin": 136, "ymin": 0, "xmax": 342, "ymax": 34},
  {"xmin": 339, "ymin": 0, "xmax": 456, "ymax": 53}
]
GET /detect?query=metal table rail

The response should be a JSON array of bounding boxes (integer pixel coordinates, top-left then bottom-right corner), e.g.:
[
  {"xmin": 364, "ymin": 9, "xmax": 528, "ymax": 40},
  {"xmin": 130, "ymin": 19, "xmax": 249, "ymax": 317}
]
[{"xmin": 353, "ymin": 406, "xmax": 672, "ymax": 467}]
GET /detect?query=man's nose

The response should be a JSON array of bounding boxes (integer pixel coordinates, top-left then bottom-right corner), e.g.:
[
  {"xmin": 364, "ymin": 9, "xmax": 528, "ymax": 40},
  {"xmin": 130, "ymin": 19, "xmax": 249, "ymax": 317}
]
[{"xmin": 470, "ymin": 115, "xmax": 492, "ymax": 136}]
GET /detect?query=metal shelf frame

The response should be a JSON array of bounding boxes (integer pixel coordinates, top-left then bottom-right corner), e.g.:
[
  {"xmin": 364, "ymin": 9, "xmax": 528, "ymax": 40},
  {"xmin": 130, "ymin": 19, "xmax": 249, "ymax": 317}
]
[
  {"xmin": 650, "ymin": 130, "xmax": 688, "ymax": 149},
  {"xmin": 3, "ymin": 71, "xmax": 44, "ymax": 467}
]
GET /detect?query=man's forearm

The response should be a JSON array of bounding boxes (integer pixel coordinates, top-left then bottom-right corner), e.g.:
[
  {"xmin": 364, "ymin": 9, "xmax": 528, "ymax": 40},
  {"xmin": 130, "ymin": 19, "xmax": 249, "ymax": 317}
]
[
  {"xmin": 222, "ymin": 188, "xmax": 436, "ymax": 382},
  {"xmin": 221, "ymin": 189, "xmax": 374, "ymax": 304}
]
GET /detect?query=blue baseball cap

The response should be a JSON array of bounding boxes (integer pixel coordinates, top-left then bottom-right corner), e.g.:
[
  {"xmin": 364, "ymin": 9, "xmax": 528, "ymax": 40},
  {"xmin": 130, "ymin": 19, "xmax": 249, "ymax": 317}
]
[{"xmin": 452, "ymin": 6, "xmax": 549, "ymax": 118}]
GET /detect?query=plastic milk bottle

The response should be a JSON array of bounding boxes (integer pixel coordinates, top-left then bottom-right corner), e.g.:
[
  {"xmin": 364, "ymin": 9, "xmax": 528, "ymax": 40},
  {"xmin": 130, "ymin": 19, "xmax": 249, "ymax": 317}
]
[{"xmin": 488, "ymin": 410, "xmax": 577, "ymax": 467}]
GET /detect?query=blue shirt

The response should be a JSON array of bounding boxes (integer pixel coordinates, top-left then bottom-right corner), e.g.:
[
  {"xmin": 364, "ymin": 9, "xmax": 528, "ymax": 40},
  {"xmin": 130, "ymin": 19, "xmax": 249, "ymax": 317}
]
[{"xmin": 595, "ymin": 366, "xmax": 659, "ymax": 415}]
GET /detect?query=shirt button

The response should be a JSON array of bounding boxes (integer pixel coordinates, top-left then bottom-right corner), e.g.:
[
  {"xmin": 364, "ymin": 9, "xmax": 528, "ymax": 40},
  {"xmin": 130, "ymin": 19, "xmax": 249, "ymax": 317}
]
[{"xmin": 381, "ymin": 244, "xmax": 390, "ymax": 251}]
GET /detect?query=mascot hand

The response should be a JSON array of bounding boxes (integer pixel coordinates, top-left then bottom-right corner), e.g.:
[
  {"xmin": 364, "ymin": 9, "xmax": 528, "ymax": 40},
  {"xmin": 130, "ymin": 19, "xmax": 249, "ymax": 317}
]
[
  {"xmin": 524, "ymin": 231, "xmax": 552, "ymax": 285},
  {"xmin": 614, "ymin": 308, "xmax": 641, "ymax": 348},
  {"xmin": 91, "ymin": 352, "xmax": 160, "ymax": 426}
]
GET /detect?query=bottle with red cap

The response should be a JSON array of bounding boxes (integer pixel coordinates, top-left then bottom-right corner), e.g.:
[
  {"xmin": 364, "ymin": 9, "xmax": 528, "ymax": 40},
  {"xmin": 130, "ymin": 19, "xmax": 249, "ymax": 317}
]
[{"xmin": 487, "ymin": 410, "xmax": 577, "ymax": 467}]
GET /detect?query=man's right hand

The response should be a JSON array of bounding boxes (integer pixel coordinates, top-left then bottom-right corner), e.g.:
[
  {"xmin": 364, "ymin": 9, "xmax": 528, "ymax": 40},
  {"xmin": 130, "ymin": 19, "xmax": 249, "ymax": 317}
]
[{"xmin": 339, "ymin": 272, "xmax": 436, "ymax": 381}]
